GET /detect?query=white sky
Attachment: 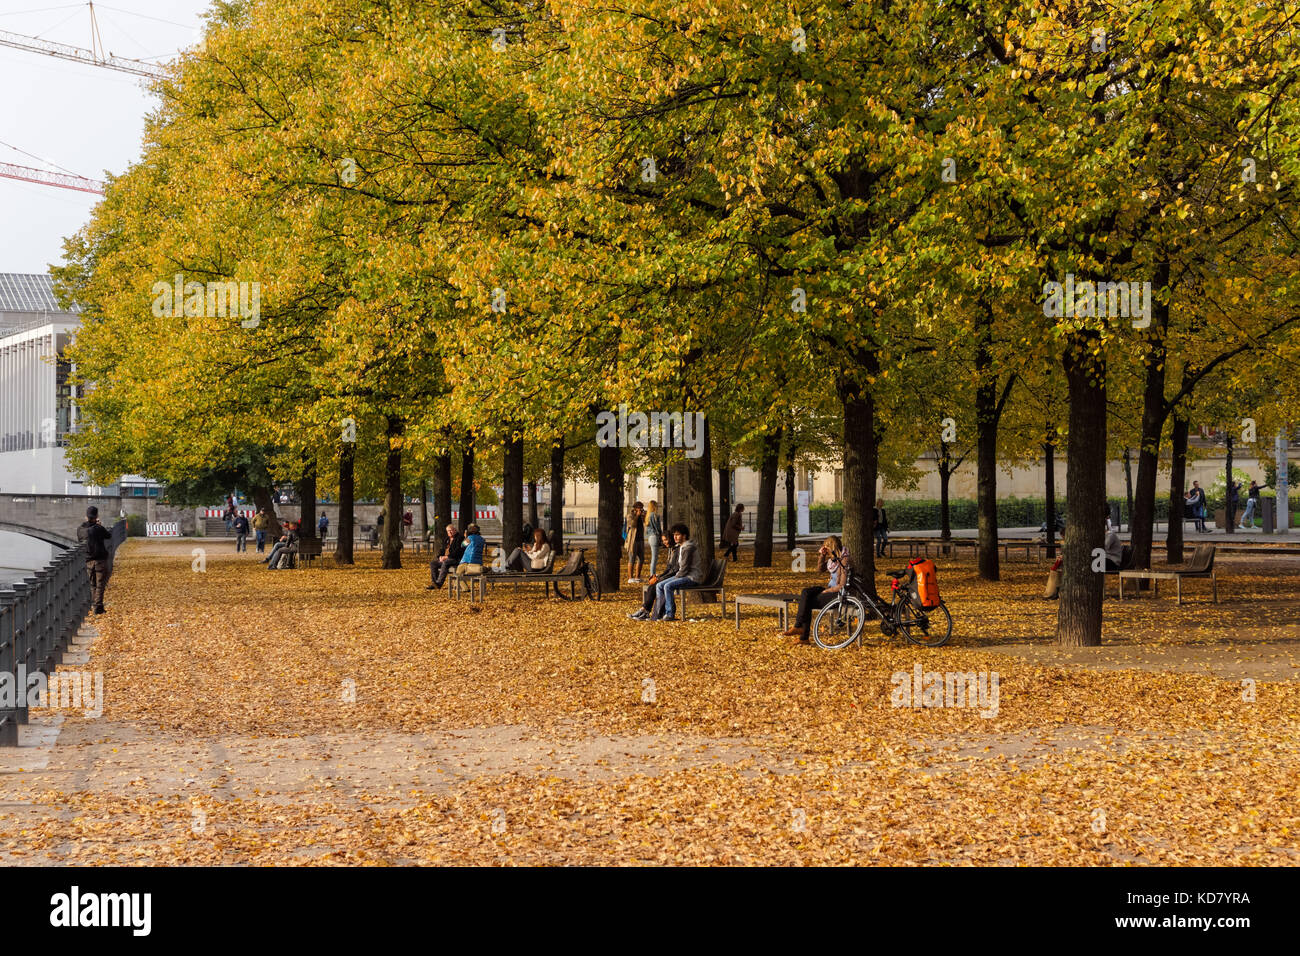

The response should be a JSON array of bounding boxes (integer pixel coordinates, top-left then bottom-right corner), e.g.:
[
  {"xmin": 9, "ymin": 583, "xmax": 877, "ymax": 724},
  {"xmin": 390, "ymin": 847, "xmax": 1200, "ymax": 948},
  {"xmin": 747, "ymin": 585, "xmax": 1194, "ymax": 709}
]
[{"xmin": 0, "ymin": 0, "xmax": 212, "ymax": 275}]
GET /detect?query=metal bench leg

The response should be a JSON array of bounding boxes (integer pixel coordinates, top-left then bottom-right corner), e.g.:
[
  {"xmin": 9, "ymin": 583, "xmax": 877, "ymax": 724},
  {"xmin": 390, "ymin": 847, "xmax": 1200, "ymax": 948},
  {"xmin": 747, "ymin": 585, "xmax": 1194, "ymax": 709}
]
[{"xmin": 1176, "ymin": 577, "xmax": 1182, "ymax": 606}]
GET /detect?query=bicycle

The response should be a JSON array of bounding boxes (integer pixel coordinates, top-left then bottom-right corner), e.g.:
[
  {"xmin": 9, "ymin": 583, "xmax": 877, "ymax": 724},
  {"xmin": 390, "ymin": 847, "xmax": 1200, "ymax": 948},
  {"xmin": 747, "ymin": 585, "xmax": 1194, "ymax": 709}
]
[{"xmin": 811, "ymin": 566, "xmax": 952, "ymax": 649}]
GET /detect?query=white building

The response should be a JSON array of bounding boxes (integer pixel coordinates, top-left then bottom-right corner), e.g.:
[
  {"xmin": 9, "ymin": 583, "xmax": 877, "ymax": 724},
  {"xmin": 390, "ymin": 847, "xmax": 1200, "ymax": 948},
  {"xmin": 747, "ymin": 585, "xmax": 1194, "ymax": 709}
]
[{"xmin": 0, "ymin": 273, "xmax": 158, "ymax": 497}]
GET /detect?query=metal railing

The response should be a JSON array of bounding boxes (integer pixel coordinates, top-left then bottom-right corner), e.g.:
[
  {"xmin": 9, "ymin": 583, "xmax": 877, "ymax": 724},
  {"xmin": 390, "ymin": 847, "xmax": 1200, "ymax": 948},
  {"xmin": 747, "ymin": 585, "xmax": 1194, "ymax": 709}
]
[{"xmin": 0, "ymin": 519, "xmax": 124, "ymax": 745}]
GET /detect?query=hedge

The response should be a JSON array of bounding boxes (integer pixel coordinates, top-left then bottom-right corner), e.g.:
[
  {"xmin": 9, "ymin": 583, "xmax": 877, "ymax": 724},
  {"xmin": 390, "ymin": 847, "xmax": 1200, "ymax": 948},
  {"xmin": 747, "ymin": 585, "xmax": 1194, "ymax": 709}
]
[{"xmin": 776, "ymin": 496, "xmax": 1190, "ymax": 533}]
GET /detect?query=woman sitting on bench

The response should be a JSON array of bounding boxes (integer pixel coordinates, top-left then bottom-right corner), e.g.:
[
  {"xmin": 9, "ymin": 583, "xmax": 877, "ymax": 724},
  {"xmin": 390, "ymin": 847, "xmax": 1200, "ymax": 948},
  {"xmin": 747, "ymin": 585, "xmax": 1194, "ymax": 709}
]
[
  {"xmin": 501, "ymin": 528, "xmax": 552, "ymax": 573},
  {"xmin": 783, "ymin": 536, "xmax": 851, "ymax": 644}
]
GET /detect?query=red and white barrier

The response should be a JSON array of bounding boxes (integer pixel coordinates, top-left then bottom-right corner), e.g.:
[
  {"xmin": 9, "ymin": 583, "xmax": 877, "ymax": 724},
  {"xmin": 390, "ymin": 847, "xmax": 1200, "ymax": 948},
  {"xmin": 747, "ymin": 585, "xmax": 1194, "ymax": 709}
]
[
  {"xmin": 204, "ymin": 508, "xmax": 256, "ymax": 518},
  {"xmin": 450, "ymin": 508, "xmax": 498, "ymax": 519},
  {"xmin": 147, "ymin": 522, "xmax": 181, "ymax": 537}
]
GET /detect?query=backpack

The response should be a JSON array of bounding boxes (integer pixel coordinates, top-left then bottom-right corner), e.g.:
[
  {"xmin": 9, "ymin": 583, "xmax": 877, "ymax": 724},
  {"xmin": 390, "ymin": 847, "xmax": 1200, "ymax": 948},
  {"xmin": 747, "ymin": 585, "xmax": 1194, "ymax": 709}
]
[{"xmin": 907, "ymin": 558, "xmax": 941, "ymax": 609}]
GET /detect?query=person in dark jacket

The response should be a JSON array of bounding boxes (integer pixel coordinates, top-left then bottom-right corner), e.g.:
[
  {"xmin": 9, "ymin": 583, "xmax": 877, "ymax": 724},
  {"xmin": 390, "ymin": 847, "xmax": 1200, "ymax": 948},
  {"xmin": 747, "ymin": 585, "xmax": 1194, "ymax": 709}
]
[
  {"xmin": 265, "ymin": 522, "xmax": 299, "ymax": 569},
  {"xmin": 649, "ymin": 525, "xmax": 705, "ymax": 621},
  {"xmin": 232, "ymin": 512, "xmax": 250, "ymax": 552},
  {"xmin": 873, "ymin": 499, "xmax": 889, "ymax": 557},
  {"xmin": 77, "ymin": 506, "xmax": 113, "ymax": 614},
  {"xmin": 721, "ymin": 504, "xmax": 744, "ymax": 561},
  {"xmin": 629, "ymin": 533, "xmax": 678, "ymax": 620},
  {"xmin": 427, "ymin": 524, "xmax": 465, "ymax": 590}
]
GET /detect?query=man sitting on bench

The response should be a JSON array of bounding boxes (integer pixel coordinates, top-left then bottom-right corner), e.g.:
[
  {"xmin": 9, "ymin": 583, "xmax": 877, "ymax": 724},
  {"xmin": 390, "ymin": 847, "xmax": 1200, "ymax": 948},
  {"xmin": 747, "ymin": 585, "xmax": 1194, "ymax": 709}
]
[
  {"xmin": 647, "ymin": 524, "xmax": 705, "ymax": 621},
  {"xmin": 628, "ymin": 532, "xmax": 678, "ymax": 621},
  {"xmin": 426, "ymin": 524, "xmax": 464, "ymax": 590}
]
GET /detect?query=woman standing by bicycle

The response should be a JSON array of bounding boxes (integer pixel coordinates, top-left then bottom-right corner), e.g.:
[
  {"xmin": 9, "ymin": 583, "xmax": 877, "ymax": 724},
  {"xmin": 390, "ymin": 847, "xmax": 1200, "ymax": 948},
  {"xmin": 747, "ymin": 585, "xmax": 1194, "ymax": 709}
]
[{"xmin": 783, "ymin": 536, "xmax": 851, "ymax": 644}]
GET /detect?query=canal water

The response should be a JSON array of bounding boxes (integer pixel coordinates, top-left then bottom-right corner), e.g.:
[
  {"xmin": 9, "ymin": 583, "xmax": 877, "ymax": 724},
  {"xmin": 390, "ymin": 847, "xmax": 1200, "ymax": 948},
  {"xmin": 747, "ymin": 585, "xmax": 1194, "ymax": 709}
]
[{"xmin": 0, "ymin": 530, "xmax": 58, "ymax": 586}]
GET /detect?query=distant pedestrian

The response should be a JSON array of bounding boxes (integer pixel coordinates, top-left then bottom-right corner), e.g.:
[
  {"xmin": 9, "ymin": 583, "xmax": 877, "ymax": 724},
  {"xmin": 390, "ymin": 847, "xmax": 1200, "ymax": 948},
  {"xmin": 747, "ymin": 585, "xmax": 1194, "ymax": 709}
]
[
  {"xmin": 1226, "ymin": 479, "xmax": 1242, "ymax": 529},
  {"xmin": 252, "ymin": 508, "xmax": 271, "ymax": 552},
  {"xmin": 77, "ymin": 506, "xmax": 113, "ymax": 614},
  {"xmin": 644, "ymin": 501, "xmax": 663, "ymax": 575},
  {"xmin": 1240, "ymin": 480, "xmax": 1265, "ymax": 529},
  {"xmin": 318, "ymin": 510, "xmax": 329, "ymax": 541},
  {"xmin": 721, "ymin": 503, "xmax": 744, "ymax": 562},
  {"xmin": 873, "ymin": 499, "xmax": 889, "ymax": 557},
  {"xmin": 1187, "ymin": 481, "xmax": 1206, "ymax": 533},
  {"xmin": 232, "ymin": 512, "xmax": 250, "ymax": 552},
  {"xmin": 626, "ymin": 501, "xmax": 646, "ymax": 583}
]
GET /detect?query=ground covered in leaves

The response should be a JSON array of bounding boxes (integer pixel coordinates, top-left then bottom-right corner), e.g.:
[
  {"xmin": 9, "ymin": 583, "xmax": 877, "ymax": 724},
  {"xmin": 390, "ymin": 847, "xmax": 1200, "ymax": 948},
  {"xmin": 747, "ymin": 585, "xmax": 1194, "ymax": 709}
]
[{"xmin": 1, "ymin": 539, "xmax": 1297, "ymax": 865}]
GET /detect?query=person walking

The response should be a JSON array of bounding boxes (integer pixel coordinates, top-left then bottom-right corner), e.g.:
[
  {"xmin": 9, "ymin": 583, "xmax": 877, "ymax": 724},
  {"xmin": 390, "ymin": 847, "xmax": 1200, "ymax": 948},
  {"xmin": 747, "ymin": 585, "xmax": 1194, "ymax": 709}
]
[
  {"xmin": 232, "ymin": 512, "xmax": 250, "ymax": 552},
  {"xmin": 1240, "ymin": 480, "xmax": 1265, "ymax": 530},
  {"xmin": 318, "ymin": 510, "xmax": 329, "ymax": 542},
  {"xmin": 77, "ymin": 506, "xmax": 113, "ymax": 615},
  {"xmin": 721, "ymin": 503, "xmax": 744, "ymax": 561},
  {"xmin": 644, "ymin": 500, "xmax": 663, "ymax": 576},
  {"xmin": 252, "ymin": 508, "xmax": 271, "ymax": 552},
  {"xmin": 626, "ymin": 501, "xmax": 645, "ymax": 583},
  {"xmin": 1188, "ymin": 481, "xmax": 1206, "ymax": 533},
  {"xmin": 872, "ymin": 499, "xmax": 889, "ymax": 557}
]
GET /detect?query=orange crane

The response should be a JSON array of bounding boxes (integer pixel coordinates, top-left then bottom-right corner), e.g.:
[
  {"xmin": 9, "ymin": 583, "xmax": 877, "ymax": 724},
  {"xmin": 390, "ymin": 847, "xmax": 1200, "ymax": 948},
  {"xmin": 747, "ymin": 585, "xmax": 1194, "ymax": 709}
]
[{"xmin": 0, "ymin": 3, "xmax": 166, "ymax": 78}]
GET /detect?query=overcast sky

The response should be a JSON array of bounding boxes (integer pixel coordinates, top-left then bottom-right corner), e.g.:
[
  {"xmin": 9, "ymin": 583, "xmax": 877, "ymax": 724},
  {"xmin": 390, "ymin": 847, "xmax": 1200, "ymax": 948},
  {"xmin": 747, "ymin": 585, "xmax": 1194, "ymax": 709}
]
[{"xmin": 0, "ymin": 0, "xmax": 212, "ymax": 275}]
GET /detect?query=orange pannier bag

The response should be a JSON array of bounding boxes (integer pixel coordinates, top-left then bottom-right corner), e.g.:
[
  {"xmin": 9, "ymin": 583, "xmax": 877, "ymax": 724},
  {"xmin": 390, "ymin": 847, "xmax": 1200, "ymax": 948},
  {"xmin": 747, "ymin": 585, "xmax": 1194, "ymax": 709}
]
[{"xmin": 908, "ymin": 558, "xmax": 941, "ymax": 609}]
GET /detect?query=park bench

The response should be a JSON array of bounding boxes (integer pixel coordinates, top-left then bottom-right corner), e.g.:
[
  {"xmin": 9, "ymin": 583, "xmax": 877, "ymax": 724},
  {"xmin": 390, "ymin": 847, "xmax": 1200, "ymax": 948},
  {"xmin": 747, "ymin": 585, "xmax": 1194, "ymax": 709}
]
[
  {"xmin": 293, "ymin": 537, "xmax": 323, "ymax": 567},
  {"xmin": 1100, "ymin": 545, "xmax": 1134, "ymax": 597},
  {"xmin": 673, "ymin": 558, "xmax": 729, "ymax": 619},
  {"xmin": 479, "ymin": 550, "xmax": 558, "ymax": 594},
  {"xmin": 1118, "ymin": 544, "xmax": 1218, "ymax": 605},
  {"xmin": 733, "ymin": 593, "xmax": 798, "ymax": 633}
]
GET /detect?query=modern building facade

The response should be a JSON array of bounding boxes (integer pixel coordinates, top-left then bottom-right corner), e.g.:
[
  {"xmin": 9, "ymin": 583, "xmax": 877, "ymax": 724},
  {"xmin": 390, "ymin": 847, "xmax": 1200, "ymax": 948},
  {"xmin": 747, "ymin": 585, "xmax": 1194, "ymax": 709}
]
[{"xmin": 0, "ymin": 272, "xmax": 159, "ymax": 496}]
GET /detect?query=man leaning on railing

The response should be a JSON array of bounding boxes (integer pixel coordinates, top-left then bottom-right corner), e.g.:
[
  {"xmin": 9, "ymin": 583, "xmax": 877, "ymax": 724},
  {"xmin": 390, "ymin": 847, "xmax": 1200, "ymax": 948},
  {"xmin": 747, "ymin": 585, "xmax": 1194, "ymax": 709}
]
[{"xmin": 76, "ymin": 505, "xmax": 113, "ymax": 615}]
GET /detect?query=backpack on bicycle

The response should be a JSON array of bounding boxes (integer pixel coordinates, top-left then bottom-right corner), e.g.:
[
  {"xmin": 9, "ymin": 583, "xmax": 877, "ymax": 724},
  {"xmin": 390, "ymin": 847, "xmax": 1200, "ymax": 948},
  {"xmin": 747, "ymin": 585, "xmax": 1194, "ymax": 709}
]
[{"xmin": 906, "ymin": 558, "xmax": 941, "ymax": 609}]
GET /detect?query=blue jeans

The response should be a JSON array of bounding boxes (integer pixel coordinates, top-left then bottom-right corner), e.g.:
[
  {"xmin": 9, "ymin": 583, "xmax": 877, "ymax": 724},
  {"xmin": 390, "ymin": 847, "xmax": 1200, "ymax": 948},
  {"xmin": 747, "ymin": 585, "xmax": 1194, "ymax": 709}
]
[
  {"xmin": 1242, "ymin": 499, "xmax": 1257, "ymax": 524},
  {"xmin": 648, "ymin": 540, "xmax": 660, "ymax": 576},
  {"xmin": 655, "ymin": 576, "xmax": 696, "ymax": 619},
  {"xmin": 255, "ymin": 529, "xmax": 266, "ymax": 552}
]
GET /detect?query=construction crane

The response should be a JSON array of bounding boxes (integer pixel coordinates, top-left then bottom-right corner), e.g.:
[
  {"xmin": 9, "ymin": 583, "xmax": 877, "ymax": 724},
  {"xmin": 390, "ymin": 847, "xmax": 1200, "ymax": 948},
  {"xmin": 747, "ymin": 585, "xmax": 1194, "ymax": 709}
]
[
  {"xmin": 0, "ymin": 161, "xmax": 104, "ymax": 195},
  {"xmin": 0, "ymin": 3, "xmax": 166, "ymax": 79}
]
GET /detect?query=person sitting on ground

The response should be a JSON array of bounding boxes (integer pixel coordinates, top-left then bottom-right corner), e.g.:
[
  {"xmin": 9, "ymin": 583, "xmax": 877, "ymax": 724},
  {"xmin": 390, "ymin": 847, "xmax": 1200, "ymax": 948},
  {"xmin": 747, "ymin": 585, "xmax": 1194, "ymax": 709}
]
[
  {"xmin": 502, "ymin": 527, "xmax": 552, "ymax": 573},
  {"xmin": 426, "ymin": 524, "xmax": 465, "ymax": 590},
  {"xmin": 455, "ymin": 523, "xmax": 486, "ymax": 580},
  {"xmin": 629, "ymin": 533, "xmax": 679, "ymax": 621},
  {"xmin": 648, "ymin": 524, "xmax": 705, "ymax": 621},
  {"xmin": 784, "ymin": 535, "xmax": 851, "ymax": 644}
]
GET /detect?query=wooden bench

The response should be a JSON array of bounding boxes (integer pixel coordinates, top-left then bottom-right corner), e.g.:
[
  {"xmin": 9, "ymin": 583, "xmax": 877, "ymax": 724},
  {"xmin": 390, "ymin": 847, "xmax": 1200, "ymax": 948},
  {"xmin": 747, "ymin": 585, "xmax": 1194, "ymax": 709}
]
[
  {"xmin": 733, "ymin": 593, "xmax": 798, "ymax": 632},
  {"xmin": 1118, "ymin": 544, "xmax": 1217, "ymax": 605},
  {"xmin": 295, "ymin": 537, "xmax": 323, "ymax": 566}
]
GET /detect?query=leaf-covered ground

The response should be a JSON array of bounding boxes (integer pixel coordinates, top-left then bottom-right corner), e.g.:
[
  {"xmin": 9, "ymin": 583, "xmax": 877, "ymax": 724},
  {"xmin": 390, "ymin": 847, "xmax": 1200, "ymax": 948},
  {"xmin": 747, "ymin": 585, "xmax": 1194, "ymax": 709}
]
[{"xmin": 1, "ymin": 539, "xmax": 1297, "ymax": 865}]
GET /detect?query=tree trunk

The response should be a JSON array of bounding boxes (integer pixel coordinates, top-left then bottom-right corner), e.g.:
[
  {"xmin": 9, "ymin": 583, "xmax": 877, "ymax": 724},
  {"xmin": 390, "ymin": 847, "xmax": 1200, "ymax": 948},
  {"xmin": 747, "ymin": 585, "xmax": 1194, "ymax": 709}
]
[
  {"xmin": 549, "ymin": 438, "xmax": 565, "ymax": 554},
  {"xmin": 718, "ymin": 467, "xmax": 731, "ymax": 535},
  {"xmin": 1225, "ymin": 434, "xmax": 1235, "ymax": 531},
  {"xmin": 252, "ymin": 484, "xmax": 282, "ymax": 541},
  {"xmin": 431, "ymin": 452, "xmax": 452, "ymax": 540},
  {"xmin": 938, "ymin": 448, "xmax": 952, "ymax": 543},
  {"xmin": 688, "ymin": 417, "xmax": 715, "ymax": 571},
  {"xmin": 419, "ymin": 478, "xmax": 429, "ymax": 543},
  {"xmin": 1056, "ymin": 338, "xmax": 1106, "ymax": 647},
  {"xmin": 1130, "ymin": 258, "xmax": 1171, "ymax": 571},
  {"xmin": 785, "ymin": 462, "xmax": 797, "ymax": 551},
  {"xmin": 1167, "ymin": 413, "xmax": 1189, "ymax": 563},
  {"xmin": 458, "ymin": 437, "xmax": 475, "ymax": 531},
  {"xmin": 297, "ymin": 455, "xmax": 317, "ymax": 543},
  {"xmin": 753, "ymin": 428, "xmax": 782, "ymax": 568},
  {"xmin": 527, "ymin": 481, "xmax": 539, "ymax": 529},
  {"xmin": 597, "ymin": 439, "xmax": 623, "ymax": 593},
  {"xmin": 1122, "ymin": 449, "xmax": 1133, "ymax": 533},
  {"xmin": 502, "ymin": 432, "xmax": 524, "ymax": 552},
  {"xmin": 382, "ymin": 417, "xmax": 404, "ymax": 570},
  {"xmin": 977, "ymin": 340, "xmax": 1003, "ymax": 580},
  {"xmin": 1044, "ymin": 434, "xmax": 1057, "ymax": 560},
  {"xmin": 336, "ymin": 443, "xmax": 354, "ymax": 565},
  {"xmin": 839, "ymin": 369, "xmax": 878, "ymax": 583}
]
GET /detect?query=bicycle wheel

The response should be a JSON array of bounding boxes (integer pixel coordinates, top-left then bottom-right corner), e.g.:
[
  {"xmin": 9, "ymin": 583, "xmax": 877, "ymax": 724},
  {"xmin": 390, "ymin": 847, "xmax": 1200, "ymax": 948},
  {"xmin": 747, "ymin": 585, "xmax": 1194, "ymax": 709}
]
[
  {"xmin": 897, "ymin": 599, "xmax": 953, "ymax": 648},
  {"xmin": 584, "ymin": 566, "xmax": 602, "ymax": 601},
  {"xmin": 812, "ymin": 595, "xmax": 867, "ymax": 650}
]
